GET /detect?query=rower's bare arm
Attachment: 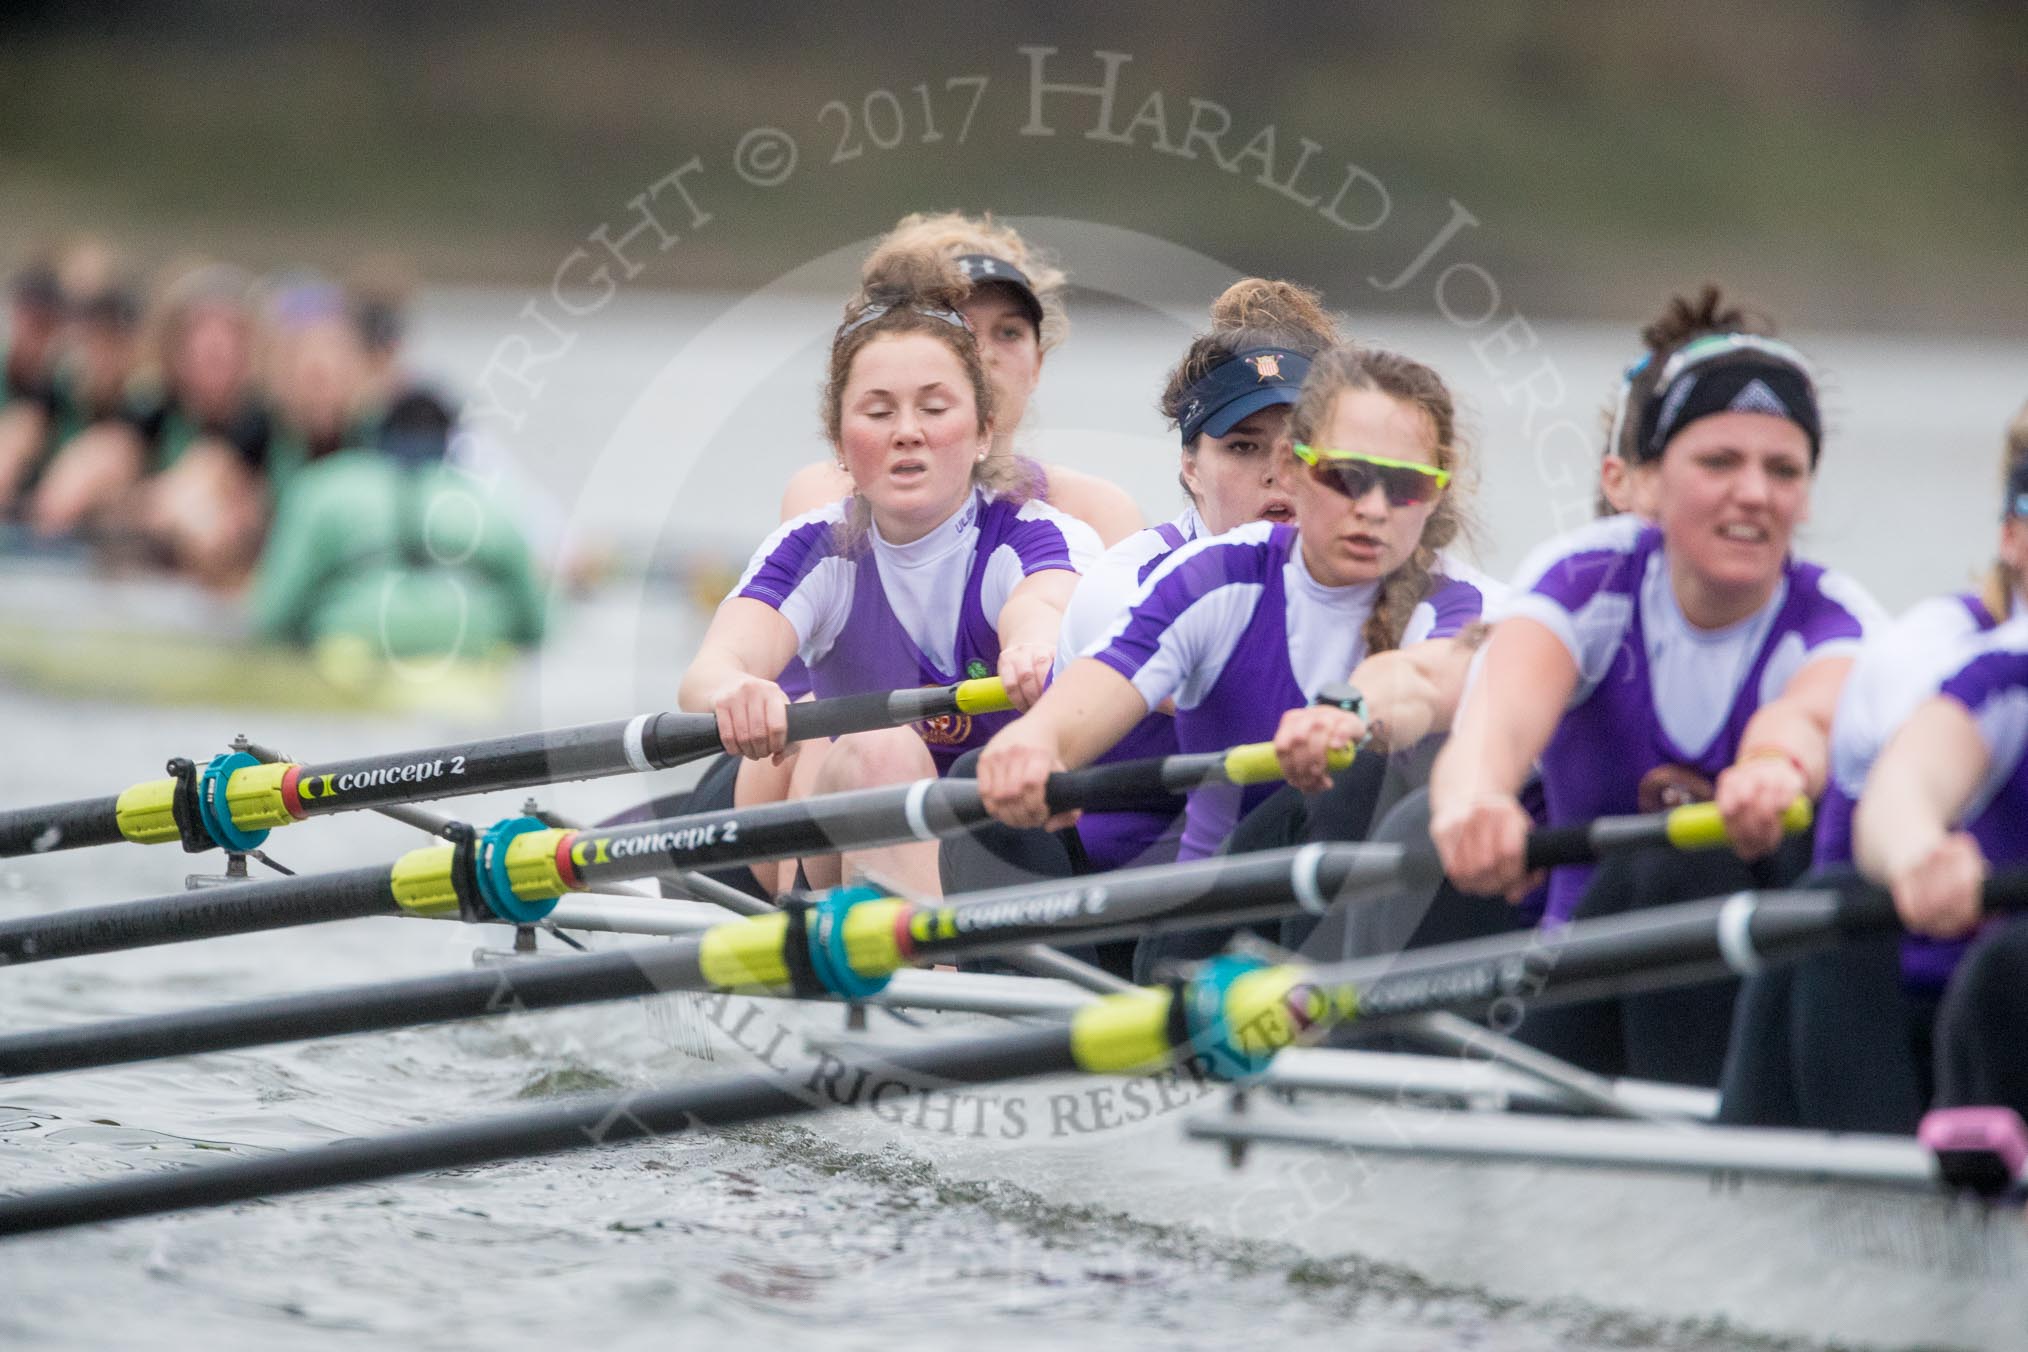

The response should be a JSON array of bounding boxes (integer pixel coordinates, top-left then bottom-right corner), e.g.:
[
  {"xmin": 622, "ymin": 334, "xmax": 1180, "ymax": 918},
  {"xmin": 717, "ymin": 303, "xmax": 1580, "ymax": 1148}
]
[
  {"xmin": 1041, "ymin": 464, "xmax": 1143, "ymax": 547},
  {"xmin": 976, "ymin": 658, "xmax": 1150, "ymax": 829},
  {"xmin": 1351, "ymin": 634, "xmax": 1480, "ymax": 751},
  {"xmin": 1855, "ymin": 695, "xmax": 1991, "ymax": 937},
  {"xmin": 27, "ymin": 421, "xmax": 145, "ymax": 535},
  {"xmin": 1429, "ymin": 618, "xmax": 1576, "ymax": 898},
  {"xmin": 1716, "ymin": 655, "xmax": 1850, "ymax": 859},
  {"xmin": 1738, "ymin": 655, "xmax": 1848, "ymax": 796},
  {"xmin": 679, "ymin": 597, "xmax": 801, "ymax": 759},
  {"xmin": 1434, "ymin": 618, "xmax": 1575, "ymax": 806},
  {"xmin": 994, "ymin": 568, "xmax": 1079, "ymax": 710},
  {"xmin": 778, "ymin": 460, "xmax": 852, "ymax": 520},
  {"xmin": 0, "ymin": 401, "xmax": 50, "ymax": 510}
]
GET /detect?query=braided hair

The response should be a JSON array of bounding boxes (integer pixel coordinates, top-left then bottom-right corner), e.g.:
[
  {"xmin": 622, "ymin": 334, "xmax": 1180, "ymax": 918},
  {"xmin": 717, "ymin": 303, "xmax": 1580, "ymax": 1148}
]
[{"xmin": 1288, "ymin": 344, "xmax": 1477, "ymax": 658}]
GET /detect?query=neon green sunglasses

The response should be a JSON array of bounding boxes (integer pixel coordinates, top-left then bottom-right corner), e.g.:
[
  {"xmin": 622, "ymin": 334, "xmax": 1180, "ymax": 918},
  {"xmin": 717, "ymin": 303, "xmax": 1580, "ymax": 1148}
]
[{"xmin": 1291, "ymin": 443, "xmax": 1451, "ymax": 506}]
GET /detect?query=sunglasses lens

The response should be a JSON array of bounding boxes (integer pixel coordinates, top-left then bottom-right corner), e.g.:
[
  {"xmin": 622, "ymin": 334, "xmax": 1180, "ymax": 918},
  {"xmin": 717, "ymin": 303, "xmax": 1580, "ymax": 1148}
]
[{"xmin": 1309, "ymin": 459, "xmax": 1438, "ymax": 506}]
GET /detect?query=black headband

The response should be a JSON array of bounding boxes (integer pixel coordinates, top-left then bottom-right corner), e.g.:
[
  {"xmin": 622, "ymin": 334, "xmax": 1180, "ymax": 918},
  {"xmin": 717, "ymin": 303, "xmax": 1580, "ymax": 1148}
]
[{"xmin": 1634, "ymin": 336, "xmax": 1821, "ymax": 465}]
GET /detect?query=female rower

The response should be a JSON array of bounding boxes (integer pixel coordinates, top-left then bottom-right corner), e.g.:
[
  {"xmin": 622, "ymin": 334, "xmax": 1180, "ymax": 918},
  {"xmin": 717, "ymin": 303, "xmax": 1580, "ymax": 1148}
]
[
  {"xmin": 1430, "ymin": 287, "xmax": 1883, "ymax": 1086},
  {"xmin": 0, "ymin": 254, "xmax": 67, "ymax": 515},
  {"xmin": 1853, "ymin": 562, "xmax": 2028, "ymax": 1124},
  {"xmin": 673, "ymin": 249, "xmax": 1099, "ymax": 899},
  {"xmin": 30, "ymin": 264, "xmax": 273, "ymax": 586},
  {"xmin": 977, "ymin": 341, "xmax": 1488, "ymax": 979},
  {"xmin": 261, "ymin": 276, "xmax": 379, "ymax": 502},
  {"xmin": 940, "ymin": 277, "xmax": 1340, "ymax": 902},
  {"xmin": 1720, "ymin": 402, "xmax": 2027, "ymax": 1131},
  {"xmin": 778, "ymin": 212, "xmax": 1141, "ymax": 545}
]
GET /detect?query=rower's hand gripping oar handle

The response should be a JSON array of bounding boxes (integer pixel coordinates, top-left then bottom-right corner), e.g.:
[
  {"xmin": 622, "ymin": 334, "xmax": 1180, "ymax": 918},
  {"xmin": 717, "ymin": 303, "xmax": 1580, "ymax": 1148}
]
[
  {"xmin": 1830, "ymin": 867, "xmax": 2028, "ymax": 933},
  {"xmin": 1039, "ymin": 744, "xmax": 1358, "ymax": 815},
  {"xmin": 781, "ymin": 677, "xmax": 1010, "ymax": 743},
  {"xmin": 1523, "ymin": 796, "xmax": 1813, "ymax": 870}
]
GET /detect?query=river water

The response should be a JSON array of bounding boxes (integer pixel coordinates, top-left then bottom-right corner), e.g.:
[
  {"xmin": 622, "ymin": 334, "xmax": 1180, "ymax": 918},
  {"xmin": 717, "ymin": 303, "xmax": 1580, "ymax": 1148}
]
[{"xmin": 1, "ymin": 280, "xmax": 2021, "ymax": 1349}]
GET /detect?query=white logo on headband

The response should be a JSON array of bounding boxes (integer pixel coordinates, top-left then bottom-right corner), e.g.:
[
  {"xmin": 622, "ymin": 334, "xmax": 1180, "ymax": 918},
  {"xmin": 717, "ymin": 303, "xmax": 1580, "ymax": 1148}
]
[{"xmin": 1728, "ymin": 378, "xmax": 1792, "ymax": 420}]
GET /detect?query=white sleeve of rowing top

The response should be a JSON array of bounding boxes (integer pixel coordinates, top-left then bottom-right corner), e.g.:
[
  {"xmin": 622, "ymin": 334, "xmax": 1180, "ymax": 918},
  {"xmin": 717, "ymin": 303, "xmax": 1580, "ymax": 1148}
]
[
  {"xmin": 1084, "ymin": 526, "xmax": 1271, "ymax": 712},
  {"xmin": 1495, "ymin": 515, "xmax": 1646, "ymax": 701},
  {"xmin": 1755, "ymin": 568, "xmax": 1890, "ymax": 709},
  {"xmin": 1826, "ymin": 596, "xmax": 1989, "ymax": 798},
  {"xmin": 1057, "ymin": 526, "xmax": 1177, "ymax": 675},
  {"xmin": 733, "ymin": 501, "xmax": 855, "ymax": 662},
  {"xmin": 981, "ymin": 499, "xmax": 1102, "ymax": 621}
]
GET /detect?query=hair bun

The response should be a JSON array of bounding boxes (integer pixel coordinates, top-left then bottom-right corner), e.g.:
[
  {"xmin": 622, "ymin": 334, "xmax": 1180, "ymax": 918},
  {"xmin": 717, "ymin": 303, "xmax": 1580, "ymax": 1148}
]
[
  {"xmin": 1209, "ymin": 278, "xmax": 1337, "ymax": 346},
  {"xmin": 1640, "ymin": 283, "xmax": 1770, "ymax": 355},
  {"xmin": 855, "ymin": 248, "xmax": 969, "ymax": 316}
]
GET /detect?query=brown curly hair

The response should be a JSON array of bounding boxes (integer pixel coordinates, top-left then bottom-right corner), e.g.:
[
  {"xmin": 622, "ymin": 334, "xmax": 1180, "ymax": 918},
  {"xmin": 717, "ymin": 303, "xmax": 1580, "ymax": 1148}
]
[
  {"xmin": 822, "ymin": 248, "xmax": 1037, "ymax": 551},
  {"xmin": 1289, "ymin": 343, "xmax": 1477, "ymax": 658}
]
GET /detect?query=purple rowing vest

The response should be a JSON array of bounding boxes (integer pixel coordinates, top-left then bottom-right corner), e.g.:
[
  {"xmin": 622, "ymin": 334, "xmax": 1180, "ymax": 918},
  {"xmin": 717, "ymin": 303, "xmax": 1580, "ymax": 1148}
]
[
  {"xmin": 1074, "ymin": 518, "xmax": 1195, "ymax": 871},
  {"xmin": 1172, "ymin": 525, "xmax": 1310, "ymax": 860},
  {"xmin": 804, "ymin": 507, "xmax": 1024, "ymax": 774},
  {"xmin": 1537, "ymin": 534, "xmax": 1848, "ymax": 924}
]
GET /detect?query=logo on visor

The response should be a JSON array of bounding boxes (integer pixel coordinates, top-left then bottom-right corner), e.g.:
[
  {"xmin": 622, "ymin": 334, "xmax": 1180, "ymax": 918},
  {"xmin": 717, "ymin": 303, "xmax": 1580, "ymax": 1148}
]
[{"xmin": 1249, "ymin": 354, "xmax": 1283, "ymax": 381}]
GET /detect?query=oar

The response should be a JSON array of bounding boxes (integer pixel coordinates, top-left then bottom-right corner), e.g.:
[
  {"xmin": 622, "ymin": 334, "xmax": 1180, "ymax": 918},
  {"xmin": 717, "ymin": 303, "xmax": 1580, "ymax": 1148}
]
[
  {"xmin": 1520, "ymin": 795, "xmax": 1814, "ymax": 868},
  {"xmin": 0, "ymin": 796, "xmax": 1818, "ymax": 1077},
  {"xmin": 4, "ymin": 872, "xmax": 2021, "ymax": 1237},
  {"xmin": 0, "ymin": 842, "xmax": 1417, "ymax": 1079},
  {"xmin": 0, "ymin": 739, "xmax": 1351, "ymax": 966},
  {"xmin": 0, "ymin": 678, "xmax": 1013, "ymax": 858}
]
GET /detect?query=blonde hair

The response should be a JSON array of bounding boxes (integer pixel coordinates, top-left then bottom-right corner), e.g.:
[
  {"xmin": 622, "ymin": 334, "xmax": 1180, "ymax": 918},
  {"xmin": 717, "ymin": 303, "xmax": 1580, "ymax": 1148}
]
[
  {"xmin": 1289, "ymin": 343, "xmax": 1476, "ymax": 657},
  {"xmin": 1979, "ymin": 400, "xmax": 2028, "ymax": 620},
  {"xmin": 860, "ymin": 211, "xmax": 1069, "ymax": 352}
]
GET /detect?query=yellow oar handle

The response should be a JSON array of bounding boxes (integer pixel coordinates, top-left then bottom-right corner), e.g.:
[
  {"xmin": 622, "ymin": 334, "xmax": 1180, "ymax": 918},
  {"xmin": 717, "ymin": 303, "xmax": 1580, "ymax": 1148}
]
[
  {"xmin": 1663, "ymin": 796, "xmax": 1813, "ymax": 850},
  {"xmin": 953, "ymin": 676, "xmax": 1012, "ymax": 715},
  {"xmin": 1221, "ymin": 741, "xmax": 1357, "ymax": 787}
]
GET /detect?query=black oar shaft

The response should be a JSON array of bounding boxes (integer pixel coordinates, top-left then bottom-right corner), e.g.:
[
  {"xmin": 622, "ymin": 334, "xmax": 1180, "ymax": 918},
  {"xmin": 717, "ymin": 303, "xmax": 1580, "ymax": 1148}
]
[
  {"xmin": 0, "ymin": 867, "xmax": 398, "ymax": 966},
  {"xmin": 1305, "ymin": 888, "xmax": 1858, "ymax": 1024},
  {"xmin": 564, "ymin": 780, "xmax": 987, "ymax": 886},
  {"xmin": 0, "ymin": 682, "xmax": 1005, "ymax": 859},
  {"xmin": 0, "ymin": 1027, "xmax": 1074, "ymax": 1238},
  {"xmin": 0, "ymin": 797, "xmax": 126, "ymax": 856},
  {"xmin": 0, "ymin": 942, "xmax": 709, "ymax": 1076},
  {"xmin": 0, "ymin": 844, "xmax": 1414, "ymax": 1077}
]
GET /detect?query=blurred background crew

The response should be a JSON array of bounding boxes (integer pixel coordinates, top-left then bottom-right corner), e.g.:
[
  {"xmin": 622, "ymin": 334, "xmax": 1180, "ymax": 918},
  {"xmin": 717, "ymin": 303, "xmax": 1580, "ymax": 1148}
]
[{"xmin": 0, "ymin": 254, "xmax": 66, "ymax": 515}]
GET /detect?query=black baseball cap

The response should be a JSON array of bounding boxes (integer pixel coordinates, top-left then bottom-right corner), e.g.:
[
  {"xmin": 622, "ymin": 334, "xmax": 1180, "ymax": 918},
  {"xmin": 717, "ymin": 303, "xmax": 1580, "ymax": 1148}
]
[{"xmin": 954, "ymin": 254, "xmax": 1044, "ymax": 332}]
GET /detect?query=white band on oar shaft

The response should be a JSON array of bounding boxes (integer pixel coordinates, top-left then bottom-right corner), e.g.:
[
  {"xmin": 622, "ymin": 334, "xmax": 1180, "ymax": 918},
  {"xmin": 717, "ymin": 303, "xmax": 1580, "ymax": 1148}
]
[
  {"xmin": 903, "ymin": 779, "xmax": 935, "ymax": 841},
  {"xmin": 622, "ymin": 715, "xmax": 656, "ymax": 775},
  {"xmin": 1292, "ymin": 842, "xmax": 1330, "ymax": 915},
  {"xmin": 1716, "ymin": 892, "xmax": 1764, "ymax": 975}
]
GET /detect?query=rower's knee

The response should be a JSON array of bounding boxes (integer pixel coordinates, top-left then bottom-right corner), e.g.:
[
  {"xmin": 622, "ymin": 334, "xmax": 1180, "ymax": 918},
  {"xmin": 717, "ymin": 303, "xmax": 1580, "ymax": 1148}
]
[{"xmin": 813, "ymin": 727, "xmax": 933, "ymax": 796}]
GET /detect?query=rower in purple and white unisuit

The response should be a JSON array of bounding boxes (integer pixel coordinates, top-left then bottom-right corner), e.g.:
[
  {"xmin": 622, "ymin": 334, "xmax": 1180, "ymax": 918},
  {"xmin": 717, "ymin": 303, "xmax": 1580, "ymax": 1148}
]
[
  {"xmin": 1722, "ymin": 400, "xmax": 2028, "ymax": 1132},
  {"xmin": 769, "ymin": 212, "xmax": 1143, "ymax": 708},
  {"xmin": 1036, "ymin": 279, "xmax": 1339, "ymax": 876},
  {"xmin": 1432, "ymin": 288, "xmax": 1884, "ymax": 1087},
  {"xmin": 1854, "ymin": 571, "xmax": 2028, "ymax": 1127},
  {"xmin": 676, "ymin": 250, "xmax": 1097, "ymax": 902},
  {"xmin": 979, "ymin": 342, "xmax": 1494, "ymax": 978}
]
